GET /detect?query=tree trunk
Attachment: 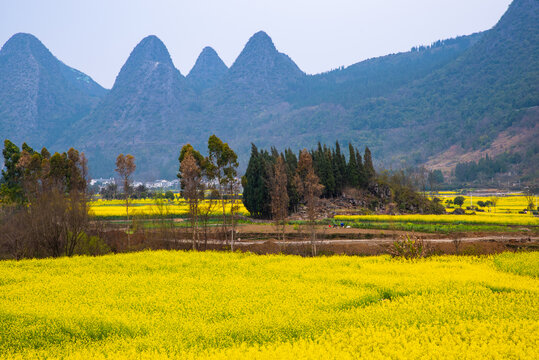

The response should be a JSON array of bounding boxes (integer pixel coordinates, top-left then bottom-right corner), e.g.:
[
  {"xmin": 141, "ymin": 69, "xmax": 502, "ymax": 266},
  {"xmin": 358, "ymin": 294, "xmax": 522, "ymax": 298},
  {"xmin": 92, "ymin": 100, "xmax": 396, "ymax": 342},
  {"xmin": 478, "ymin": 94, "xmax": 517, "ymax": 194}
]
[
  {"xmin": 311, "ymin": 223, "xmax": 317, "ymax": 257},
  {"xmin": 126, "ymin": 197, "xmax": 130, "ymax": 249},
  {"xmin": 220, "ymin": 189, "xmax": 228, "ymax": 244}
]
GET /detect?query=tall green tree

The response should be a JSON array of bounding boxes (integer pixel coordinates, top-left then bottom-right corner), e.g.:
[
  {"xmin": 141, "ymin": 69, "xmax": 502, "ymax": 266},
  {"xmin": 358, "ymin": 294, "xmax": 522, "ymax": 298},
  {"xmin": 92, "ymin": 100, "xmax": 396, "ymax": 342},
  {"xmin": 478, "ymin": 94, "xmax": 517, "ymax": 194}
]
[
  {"xmin": 356, "ymin": 148, "xmax": 367, "ymax": 188},
  {"xmin": 333, "ymin": 141, "xmax": 346, "ymax": 194},
  {"xmin": 207, "ymin": 135, "xmax": 239, "ymax": 241},
  {"xmin": 242, "ymin": 144, "xmax": 271, "ymax": 218},
  {"xmin": 347, "ymin": 143, "xmax": 360, "ymax": 188},
  {"xmin": 0, "ymin": 140, "xmax": 23, "ymax": 203},
  {"xmin": 363, "ymin": 146, "xmax": 376, "ymax": 183}
]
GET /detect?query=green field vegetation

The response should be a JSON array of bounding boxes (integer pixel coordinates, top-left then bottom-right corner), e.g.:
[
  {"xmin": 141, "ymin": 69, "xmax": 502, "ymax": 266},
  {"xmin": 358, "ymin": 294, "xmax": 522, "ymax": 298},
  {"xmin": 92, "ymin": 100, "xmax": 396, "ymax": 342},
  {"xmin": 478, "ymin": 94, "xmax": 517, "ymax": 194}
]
[
  {"xmin": 334, "ymin": 201, "xmax": 539, "ymax": 233},
  {"xmin": 0, "ymin": 251, "xmax": 537, "ymax": 359},
  {"xmin": 493, "ymin": 252, "xmax": 539, "ymax": 277},
  {"xmin": 346, "ymin": 221, "xmax": 521, "ymax": 234}
]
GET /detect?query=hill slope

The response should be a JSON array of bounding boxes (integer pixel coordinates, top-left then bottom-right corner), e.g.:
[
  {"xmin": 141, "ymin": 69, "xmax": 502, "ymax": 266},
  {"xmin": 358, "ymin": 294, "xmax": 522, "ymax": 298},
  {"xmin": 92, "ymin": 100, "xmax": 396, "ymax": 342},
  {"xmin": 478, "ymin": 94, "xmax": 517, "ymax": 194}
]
[
  {"xmin": 274, "ymin": 0, "xmax": 538, "ymax": 170},
  {"xmin": 187, "ymin": 47, "xmax": 228, "ymax": 92},
  {"xmin": 1, "ymin": 0, "xmax": 537, "ymax": 180},
  {"xmin": 61, "ymin": 35, "xmax": 197, "ymax": 178},
  {"xmin": 0, "ymin": 33, "xmax": 106, "ymax": 147}
]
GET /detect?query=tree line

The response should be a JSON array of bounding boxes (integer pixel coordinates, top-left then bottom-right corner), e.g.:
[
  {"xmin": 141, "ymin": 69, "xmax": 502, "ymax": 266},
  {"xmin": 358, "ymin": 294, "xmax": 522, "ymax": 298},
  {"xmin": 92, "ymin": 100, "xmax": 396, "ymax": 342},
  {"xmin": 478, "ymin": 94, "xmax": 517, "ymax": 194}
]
[
  {"xmin": 454, "ymin": 153, "xmax": 522, "ymax": 183},
  {"xmin": 0, "ymin": 140, "xmax": 90, "ymax": 259},
  {"xmin": 242, "ymin": 142, "xmax": 376, "ymax": 219},
  {"xmin": 0, "ymin": 136, "xmax": 444, "ymax": 259},
  {"xmin": 177, "ymin": 135, "xmax": 241, "ymax": 251}
]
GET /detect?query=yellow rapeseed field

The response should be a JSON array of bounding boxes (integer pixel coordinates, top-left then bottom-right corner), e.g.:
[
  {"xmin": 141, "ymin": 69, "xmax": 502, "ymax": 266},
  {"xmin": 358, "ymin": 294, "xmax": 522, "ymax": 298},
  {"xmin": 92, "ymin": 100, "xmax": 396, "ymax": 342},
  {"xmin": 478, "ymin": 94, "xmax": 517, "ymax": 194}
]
[
  {"xmin": 89, "ymin": 199, "xmax": 249, "ymax": 218},
  {"xmin": 0, "ymin": 251, "xmax": 537, "ymax": 359},
  {"xmin": 433, "ymin": 193, "xmax": 535, "ymax": 214}
]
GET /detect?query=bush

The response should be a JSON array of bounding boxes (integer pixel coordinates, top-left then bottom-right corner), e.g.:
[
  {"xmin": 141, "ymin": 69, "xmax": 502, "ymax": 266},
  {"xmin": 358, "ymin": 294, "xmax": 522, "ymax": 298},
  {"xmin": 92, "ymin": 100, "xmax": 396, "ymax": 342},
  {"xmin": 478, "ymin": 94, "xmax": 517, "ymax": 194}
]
[
  {"xmin": 389, "ymin": 235, "xmax": 431, "ymax": 259},
  {"xmin": 74, "ymin": 233, "xmax": 111, "ymax": 256},
  {"xmin": 164, "ymin": 191, "xmax": 175, "ymax": 201}
]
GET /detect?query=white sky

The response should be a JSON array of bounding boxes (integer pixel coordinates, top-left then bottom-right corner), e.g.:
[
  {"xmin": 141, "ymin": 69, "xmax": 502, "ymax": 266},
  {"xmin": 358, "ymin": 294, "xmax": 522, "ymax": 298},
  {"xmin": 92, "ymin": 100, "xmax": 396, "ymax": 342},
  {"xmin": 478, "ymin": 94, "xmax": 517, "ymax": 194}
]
[{"xmin": 0, "ymin": 0, "xmax": 513, "ymax": 88}]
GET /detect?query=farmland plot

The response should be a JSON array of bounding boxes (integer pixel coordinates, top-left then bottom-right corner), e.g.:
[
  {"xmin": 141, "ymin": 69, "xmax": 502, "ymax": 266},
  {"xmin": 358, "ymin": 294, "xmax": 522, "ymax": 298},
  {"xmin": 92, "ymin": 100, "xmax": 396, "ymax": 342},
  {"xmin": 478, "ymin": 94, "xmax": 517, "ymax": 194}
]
[{"xmin": 0, "ymin": 251, "xmax": 537, "ymax": 359}]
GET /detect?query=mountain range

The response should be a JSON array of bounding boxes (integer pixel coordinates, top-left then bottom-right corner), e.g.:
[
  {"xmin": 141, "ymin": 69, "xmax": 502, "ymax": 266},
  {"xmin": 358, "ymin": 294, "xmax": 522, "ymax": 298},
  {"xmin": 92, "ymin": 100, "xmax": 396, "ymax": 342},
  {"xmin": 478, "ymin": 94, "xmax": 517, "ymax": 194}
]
[{"xmin": 0, "ymin": 0, "xmax": 537, "ymax": 180}]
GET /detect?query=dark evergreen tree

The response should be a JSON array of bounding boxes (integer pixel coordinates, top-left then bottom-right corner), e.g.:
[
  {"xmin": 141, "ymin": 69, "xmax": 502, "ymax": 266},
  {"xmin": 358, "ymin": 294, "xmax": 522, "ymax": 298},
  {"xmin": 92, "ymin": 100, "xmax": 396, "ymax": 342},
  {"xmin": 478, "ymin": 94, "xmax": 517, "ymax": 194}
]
[
  {"xmin": 363, "ymin": 146, "xmax": 375, "ymax": 183},
  {"xmin": 21, "ymin": 143, "xmax": 36, "ymax": 155},
  {"xmin": 356, "ymin": 148, "xmax": 367, "ymax": 188},
  {"xmin": 242, "ymin": 144, "xmax": 271, "ymax": 218},
  {"xmin": 242, "ymin": 142, "xmax": 382, "ymax": 215},
  {"xmin": 314, "ymin": 145, "xmax": 335, "ymax": 198},
  {"xmin": 333, "ymin": 141, "xmax": 346, "ymax": 195},
  {"xmin": 347, "ymin": 143, "xmax": 360, "ymax": 188}
]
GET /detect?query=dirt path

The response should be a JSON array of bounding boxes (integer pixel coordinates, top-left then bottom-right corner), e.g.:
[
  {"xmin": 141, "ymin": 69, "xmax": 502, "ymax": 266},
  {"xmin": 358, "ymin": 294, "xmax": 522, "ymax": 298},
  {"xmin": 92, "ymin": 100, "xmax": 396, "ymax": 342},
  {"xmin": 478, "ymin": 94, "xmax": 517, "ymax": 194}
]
[
  {"xmin": 166, "ymin": 235, "xmax": 539, "ymax": 246},
  {"xmin": 236, "ymin": 224, "xmax": 432, "ymax": 236}
]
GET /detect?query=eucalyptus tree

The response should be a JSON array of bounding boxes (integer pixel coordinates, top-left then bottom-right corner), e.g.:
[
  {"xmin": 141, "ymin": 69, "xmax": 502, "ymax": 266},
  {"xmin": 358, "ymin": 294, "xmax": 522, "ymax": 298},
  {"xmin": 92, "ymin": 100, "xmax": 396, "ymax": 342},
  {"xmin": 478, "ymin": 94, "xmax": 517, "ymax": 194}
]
[{"xmin": 207, "ymin": 135, "xmax": 238, "ymax": 242}]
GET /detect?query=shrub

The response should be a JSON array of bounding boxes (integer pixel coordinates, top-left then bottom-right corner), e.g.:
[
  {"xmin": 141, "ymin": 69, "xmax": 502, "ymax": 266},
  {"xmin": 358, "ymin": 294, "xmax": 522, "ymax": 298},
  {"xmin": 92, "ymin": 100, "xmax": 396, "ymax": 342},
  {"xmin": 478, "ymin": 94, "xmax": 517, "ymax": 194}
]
[
  {"xmin": 389, "ymin": 235, "xmax": 431, "ymax": 259},
  {"xmin": 74, "ymin": 233, "xmax": 111, "ymax": 256}
]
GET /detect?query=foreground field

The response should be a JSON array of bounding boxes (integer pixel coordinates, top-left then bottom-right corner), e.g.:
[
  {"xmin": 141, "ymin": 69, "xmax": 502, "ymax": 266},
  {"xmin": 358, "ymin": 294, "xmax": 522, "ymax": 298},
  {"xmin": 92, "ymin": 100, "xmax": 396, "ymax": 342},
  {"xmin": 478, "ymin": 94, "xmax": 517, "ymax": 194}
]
[{"xmin": 0, "ymin": 252, "xmax": 538, "ymax": 359}]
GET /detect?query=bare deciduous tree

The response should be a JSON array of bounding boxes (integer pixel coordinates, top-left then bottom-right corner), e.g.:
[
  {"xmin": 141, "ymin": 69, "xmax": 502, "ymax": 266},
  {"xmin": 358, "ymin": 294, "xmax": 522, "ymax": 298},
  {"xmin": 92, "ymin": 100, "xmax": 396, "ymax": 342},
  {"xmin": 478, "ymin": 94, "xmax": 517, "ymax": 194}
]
[
  {"xmin": 271, "ymin": 156, "xmax": 289, "ymax": 241},
  {"xmin": 115, "ymin": 154, "xmax": 136, "ymax": 248},
  {"xmin": 152, "ymin": 197, "xmax": 175, "ymax": 247},
  {"xmin": 228, "ymin": 177, "xmax": 241, "ymax": 252},
  {"xmin": 180, "ymin": 152, "xmax": 203, "ymax": 250},
  {"xmin": 63, "ymin": 150, "xmax": 89, "ymax": 256},
  {"xmin": 0, "ymin": 206, "xmax": 30, "ymax": 259},
  {"xmin": 524, "ymin": 186, "xmax": 537, "ymax": 211},
  {"xmin": 199, "ymin": 189, "xmax": 219, "ymax": 250},
  {"xmin": 490, "ymin": 196, "xmax": 499, "ymax": 213},
  {"xmin": 0, "ymin": 143, "xmax": 92, "ymax": 259},
  {"xmin": 294, "ymin": 150, "xmax": 324, "ymax": 256}
]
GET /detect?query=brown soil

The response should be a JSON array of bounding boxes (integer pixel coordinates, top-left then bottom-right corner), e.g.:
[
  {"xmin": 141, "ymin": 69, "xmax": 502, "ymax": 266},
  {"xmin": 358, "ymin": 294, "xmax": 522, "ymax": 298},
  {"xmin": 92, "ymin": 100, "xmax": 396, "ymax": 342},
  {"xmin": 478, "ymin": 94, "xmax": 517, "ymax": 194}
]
[
  {"xmin": 236, "ymin": 224, "xmax": 431, "ymax": 236},
  {"xmin": 236, "ymin": 238, "xmax": 538, "ymax": 256},
  {"xmin": 96, "ymin": 223, "xmax": 538, "ymax": 257}
]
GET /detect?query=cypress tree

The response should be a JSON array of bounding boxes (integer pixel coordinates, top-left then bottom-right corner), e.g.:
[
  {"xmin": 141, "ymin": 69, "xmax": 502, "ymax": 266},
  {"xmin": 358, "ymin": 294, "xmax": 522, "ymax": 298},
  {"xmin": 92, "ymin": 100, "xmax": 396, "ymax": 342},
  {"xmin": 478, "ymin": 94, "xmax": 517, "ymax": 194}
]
[
  {"xmin": 363, "ymin": 146, "xmax": 376, "ymax": 183},
  {"xmin": 347, "ymin": 143, "xmax": 359, "ymax": 188},
  {"xmin": 325, "ymin": 146, "xmax": 336, "ymax": 197},
  {"xmin": 21, "ymin": 142, "xmax": 35, "ymax": 154},
  {"xmin": 258, "ymin": 150, "xmax": 273, "ymax": 218},
  {"xmin": 356, "ymin": 148, "xmax": 368, "ymax": 188},
  {"xmin": 334, "ymin": 142, "xmax": 346, "ymax": 195},
  {"xmin": 242, "ymin": 144, "xmax": 271, "ymax": 218}
]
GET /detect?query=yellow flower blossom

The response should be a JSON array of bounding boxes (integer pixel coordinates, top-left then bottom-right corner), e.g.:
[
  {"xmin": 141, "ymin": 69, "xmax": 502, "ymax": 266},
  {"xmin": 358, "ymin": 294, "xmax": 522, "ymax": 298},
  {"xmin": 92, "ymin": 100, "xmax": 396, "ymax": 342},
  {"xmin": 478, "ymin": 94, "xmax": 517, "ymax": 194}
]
[{"xmin": 0, "ymin": 251, "xmax": 537, "ymax": 359}]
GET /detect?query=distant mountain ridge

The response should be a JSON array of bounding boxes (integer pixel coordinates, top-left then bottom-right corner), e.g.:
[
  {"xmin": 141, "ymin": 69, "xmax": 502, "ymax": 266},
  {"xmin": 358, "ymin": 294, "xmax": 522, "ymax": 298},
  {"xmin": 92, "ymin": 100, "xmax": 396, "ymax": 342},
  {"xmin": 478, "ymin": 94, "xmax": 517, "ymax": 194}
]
[
  {"xmin": 61, "ymin": 35, "xmax": 195, "ymax": 178},
  {"xmin": 0, "ymin": 33, "xmax": 106, "ymax": 147},
  {"xmin": 225, "ymin": 31, "xmax": 304, "ymax": 96},
  {"xmin": 0, "ymin": 0, "xmax": 537, "ymax": 180},
  {"xmin": 187, "ymin": 47, "xmax": 228, "ymax": 92}
]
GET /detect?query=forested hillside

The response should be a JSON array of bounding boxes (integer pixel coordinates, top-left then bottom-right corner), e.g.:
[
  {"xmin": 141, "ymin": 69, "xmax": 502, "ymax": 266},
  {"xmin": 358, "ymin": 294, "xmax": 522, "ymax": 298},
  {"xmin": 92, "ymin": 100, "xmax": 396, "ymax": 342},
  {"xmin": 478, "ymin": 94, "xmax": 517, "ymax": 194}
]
[{"xmin": 0, "ymin": 0, "xmax": 536, "ymax": 180}]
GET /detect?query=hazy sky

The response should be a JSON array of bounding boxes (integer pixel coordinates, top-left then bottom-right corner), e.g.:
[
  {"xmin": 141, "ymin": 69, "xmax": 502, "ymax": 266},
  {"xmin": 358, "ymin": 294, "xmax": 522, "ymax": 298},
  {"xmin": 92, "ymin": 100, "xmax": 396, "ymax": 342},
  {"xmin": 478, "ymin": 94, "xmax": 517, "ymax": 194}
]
[{"xmin": 0, "ymin": 0, "xmax": 513, "ymax": 88}]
